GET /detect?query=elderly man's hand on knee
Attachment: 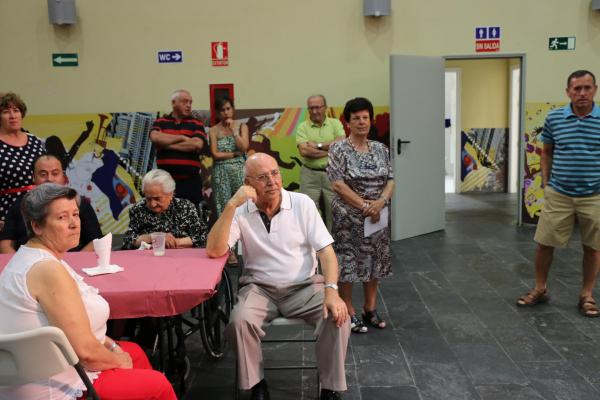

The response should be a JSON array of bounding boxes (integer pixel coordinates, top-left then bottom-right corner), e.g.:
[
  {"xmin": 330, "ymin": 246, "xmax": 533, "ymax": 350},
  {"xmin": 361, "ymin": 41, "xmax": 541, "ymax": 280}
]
[{"xmin": 324, "ymin": 293, "xmax": 349, "ymax": 328}]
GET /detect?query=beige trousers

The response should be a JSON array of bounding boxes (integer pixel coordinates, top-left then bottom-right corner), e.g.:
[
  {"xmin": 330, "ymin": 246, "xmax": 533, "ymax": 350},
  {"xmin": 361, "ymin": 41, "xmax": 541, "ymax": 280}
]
[
  {"xmin": 300, "ymin": 166, "xmax": 335, "ymax": 231},
  {"xmin": 535, "ymin": 186, "xmax": 600, "ymax": 250},
  {"xmin": 225, "ymin": 275, "xmax": 350, "ymax": 391}
]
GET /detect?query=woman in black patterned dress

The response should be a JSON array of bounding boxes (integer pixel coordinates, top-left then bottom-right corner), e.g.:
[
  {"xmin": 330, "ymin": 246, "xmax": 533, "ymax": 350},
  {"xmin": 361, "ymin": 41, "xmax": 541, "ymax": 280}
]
[
  {"xmin": 0, "ymin": 93, "xmax": 45, "ymax": 229},
  {"xmin": 327, "ymin": 97, "xmax": 394, "ymax": 333},
  {"xmin": 122, "ymin": 169, "xmax": 207, "ymax": 249}
]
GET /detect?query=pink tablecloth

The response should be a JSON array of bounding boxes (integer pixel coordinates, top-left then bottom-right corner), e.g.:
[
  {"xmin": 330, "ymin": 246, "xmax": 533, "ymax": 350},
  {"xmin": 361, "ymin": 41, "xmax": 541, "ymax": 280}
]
[{"xmin": 0, "ymin": 248, "xmax": 227, "ymax": 319}]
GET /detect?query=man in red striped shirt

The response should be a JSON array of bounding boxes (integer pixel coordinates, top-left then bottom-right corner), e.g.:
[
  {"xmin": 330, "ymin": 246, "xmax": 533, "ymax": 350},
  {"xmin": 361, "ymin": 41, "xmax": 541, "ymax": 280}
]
[{"xmin": 150, "ymin": 89, "xmax": 207, "ymax": 207}]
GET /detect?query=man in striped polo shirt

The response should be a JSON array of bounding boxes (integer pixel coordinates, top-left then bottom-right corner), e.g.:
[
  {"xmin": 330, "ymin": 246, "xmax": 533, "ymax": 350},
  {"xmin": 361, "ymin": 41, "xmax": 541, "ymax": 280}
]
[
  {"xmin": 517, "ymin": 70, "xmax": 600, "ymax": 317},
  {"xmin": 150, "ymin": 89, "xmax": 207, "ymax": 207}
]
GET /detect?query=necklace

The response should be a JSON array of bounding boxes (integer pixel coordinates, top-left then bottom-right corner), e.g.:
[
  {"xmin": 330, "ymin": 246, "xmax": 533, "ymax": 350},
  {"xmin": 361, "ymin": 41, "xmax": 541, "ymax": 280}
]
[{"xmin": 347, "ymin": 136, "xmax": 370, "ymax": 153}]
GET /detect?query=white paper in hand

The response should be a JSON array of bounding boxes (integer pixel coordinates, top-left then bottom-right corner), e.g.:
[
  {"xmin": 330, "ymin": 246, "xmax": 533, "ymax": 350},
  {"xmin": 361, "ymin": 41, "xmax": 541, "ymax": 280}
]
[
  {"xmin": 137, "ymin": 241, "xmax": 152, "ymax": 250},
  {"xmin": 364, "ymin": 206, "xmax": 389, "ymax": 238}
]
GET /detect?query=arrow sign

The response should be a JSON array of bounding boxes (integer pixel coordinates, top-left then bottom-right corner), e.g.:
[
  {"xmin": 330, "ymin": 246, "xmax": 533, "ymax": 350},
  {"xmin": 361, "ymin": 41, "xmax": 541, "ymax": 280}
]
[
  {"xmin": 52, "ymin": 53, "xmax": 78, "ymax": 67},
  {"xmin": 157, "ymin": 51, "xmax": 183, "ymax": 63}
]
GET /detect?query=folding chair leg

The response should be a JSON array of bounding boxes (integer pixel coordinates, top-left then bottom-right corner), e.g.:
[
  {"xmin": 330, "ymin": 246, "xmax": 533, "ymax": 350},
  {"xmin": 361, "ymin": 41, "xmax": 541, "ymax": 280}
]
[
  {"xmin": 74, "ymin": 363, "xmax": 101, "ymax": 400},
  {"xmin": 234, "ymin": 360, "xmax": 239, "ymax": 400},
  {"xmin": 316, "ymin": 371, "xmax": 321, "ymax": 400}
]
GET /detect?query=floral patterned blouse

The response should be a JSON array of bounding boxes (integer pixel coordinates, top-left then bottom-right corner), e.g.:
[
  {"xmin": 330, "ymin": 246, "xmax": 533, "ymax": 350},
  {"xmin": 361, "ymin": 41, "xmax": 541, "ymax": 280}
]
[
  {"xmin": 327, "ymin": 139, "xmax": 393, "ymax": 204},
  {"xmin": 122, "ymin": 197, "xmax": 207, "ymax": 249}
]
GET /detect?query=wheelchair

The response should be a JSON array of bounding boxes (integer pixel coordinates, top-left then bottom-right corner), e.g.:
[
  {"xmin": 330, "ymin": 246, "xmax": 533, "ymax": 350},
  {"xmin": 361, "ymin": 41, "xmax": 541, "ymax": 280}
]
[{"xmin": 181, "ymin": 199, "xmax": 235, "ymax": 360}]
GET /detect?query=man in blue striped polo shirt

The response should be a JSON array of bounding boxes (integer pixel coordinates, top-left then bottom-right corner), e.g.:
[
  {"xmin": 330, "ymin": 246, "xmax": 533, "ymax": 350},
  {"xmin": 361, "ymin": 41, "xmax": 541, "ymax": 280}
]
[{"xmin": 517, "ymin": 70, "xmax": 600, "ymax": 317}]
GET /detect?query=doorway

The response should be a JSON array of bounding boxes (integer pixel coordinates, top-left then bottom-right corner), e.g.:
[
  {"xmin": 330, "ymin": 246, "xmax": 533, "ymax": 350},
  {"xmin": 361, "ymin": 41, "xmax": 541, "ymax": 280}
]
[
  {"xmin": 389, "ymin": 54, "xmax": 526, "ymax": 241},
  {"xmin": 443, "ymin": 55, "xmax": 525, "ymax": 221}
]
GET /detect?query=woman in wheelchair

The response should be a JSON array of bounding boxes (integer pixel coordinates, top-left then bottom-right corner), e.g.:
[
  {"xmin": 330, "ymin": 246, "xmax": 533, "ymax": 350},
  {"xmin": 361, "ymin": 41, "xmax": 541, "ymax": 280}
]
[
  {"xmin": 0, "ymin": 184, "xmax": 177, "ymax": 400},
  {"xmin": 121, "ymin": 169, "xmax": 207, "ymax": 250}
]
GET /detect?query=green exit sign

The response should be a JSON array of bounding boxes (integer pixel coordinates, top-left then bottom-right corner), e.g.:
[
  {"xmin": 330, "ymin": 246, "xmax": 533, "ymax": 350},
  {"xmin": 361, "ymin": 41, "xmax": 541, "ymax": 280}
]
[
  {"xmin": 52, "ymin": 53, "xmax": 78, "ymax": 67},
  {"xmin": 548, "ymin": 37, "xmax": 575, "ymax": 51}
]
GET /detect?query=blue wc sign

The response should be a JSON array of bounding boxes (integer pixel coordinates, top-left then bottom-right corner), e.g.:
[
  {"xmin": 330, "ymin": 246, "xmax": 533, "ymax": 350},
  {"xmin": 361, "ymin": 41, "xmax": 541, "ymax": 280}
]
[{"xmin": 157, "ymin": 51, "xmax": 183, "ymax": 63}]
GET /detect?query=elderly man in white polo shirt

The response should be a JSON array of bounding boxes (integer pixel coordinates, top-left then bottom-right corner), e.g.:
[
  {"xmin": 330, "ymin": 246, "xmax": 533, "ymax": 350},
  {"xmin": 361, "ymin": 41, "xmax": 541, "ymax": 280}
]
[{"xmin": 207, "ymin": 152, "xmax": 349, "ymax": 400}]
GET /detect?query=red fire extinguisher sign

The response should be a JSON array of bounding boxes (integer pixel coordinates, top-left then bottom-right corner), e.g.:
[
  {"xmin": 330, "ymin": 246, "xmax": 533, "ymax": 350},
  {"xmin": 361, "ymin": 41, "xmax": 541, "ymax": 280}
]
[{"xmin": 211, "ymin": 42, "xmax": 229, "ymax": 66}]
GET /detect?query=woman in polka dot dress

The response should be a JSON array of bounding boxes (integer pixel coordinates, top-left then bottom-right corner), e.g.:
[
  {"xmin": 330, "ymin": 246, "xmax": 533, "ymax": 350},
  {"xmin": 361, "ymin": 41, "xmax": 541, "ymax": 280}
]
[{"xmin": 0, "ymin": 93, "xmax": 45, "ymax": 226}]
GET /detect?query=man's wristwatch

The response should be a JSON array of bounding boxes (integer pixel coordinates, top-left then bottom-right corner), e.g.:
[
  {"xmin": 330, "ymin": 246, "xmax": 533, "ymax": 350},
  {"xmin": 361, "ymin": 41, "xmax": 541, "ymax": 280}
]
[
  {"xmin": 324, "ymin": 283, "xmax": 339, "ymax": 291},
  {"xmin": 317, "ymin": 142, "xmax": 323, "ymax": 149}
]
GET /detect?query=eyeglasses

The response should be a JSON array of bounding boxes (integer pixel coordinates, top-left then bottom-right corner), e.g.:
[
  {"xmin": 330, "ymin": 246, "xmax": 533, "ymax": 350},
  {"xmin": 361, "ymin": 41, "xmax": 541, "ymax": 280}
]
[
  {"xmin": 247, "ymin": 169, "xmax": 280, "ymax": 183},
  {"xmin": 308, "ymin": 105, "xmax": 325, "ymax": 111}
]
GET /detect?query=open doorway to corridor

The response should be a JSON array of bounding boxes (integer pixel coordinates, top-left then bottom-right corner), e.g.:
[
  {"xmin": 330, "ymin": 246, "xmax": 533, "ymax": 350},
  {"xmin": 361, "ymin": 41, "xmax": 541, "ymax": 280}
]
[{"xmin": 443, "ymin": 56, "xmax": 523, "ymax": 204}]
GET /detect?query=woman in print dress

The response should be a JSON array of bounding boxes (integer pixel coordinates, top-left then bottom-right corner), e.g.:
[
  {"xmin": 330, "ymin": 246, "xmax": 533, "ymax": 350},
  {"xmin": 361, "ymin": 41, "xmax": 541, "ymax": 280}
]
[
  {"xmin": 327, "ymin": 97, "xmax": 395, "ymax": 333},
  {"xmin": 209, "ymin": 97, "xmax": 249, "ymax": 264}
]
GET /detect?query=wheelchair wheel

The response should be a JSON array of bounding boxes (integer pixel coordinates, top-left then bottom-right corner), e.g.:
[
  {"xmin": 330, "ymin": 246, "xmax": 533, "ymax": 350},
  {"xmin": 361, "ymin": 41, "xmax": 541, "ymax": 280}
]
[{"xmin": 200, "ymin": 268, "xmax": 233, "ymax": 360}]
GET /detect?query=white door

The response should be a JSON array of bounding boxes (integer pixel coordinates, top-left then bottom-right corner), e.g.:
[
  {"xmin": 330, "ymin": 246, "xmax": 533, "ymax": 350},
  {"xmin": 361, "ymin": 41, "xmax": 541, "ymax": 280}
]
[
  {"xmin": 390, "ymin": 55, "xmax": 445, "ymax": 241},
  {"xmin": 444, "ymin": 68, "xmax": 461, "ymax": 194},
  {"xmin": 508, "ymin": 63, "xmax": 521, "ymax": 194}
]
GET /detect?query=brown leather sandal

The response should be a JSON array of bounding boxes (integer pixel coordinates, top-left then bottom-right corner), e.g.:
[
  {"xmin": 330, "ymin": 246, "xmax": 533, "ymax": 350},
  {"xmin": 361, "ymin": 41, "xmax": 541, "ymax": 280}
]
[
  {"xmin": 516, "ymin": 288, "xmax": 550, "ymax": 307},
  {"xmin": 578, "ymin": 297, "xmax": 600, "ymax": 318}
]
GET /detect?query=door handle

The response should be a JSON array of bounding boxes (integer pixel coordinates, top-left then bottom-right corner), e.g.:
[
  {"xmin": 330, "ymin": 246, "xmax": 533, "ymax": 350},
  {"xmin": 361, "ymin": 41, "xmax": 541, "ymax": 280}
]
[{"xmin": 397, "ymin": 139, "xmax": 411, "ymax": 155}]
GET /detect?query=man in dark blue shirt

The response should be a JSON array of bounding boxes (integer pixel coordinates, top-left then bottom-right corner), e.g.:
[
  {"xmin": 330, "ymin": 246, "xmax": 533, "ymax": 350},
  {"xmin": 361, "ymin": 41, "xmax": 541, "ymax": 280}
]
[{"xmin": 0, "ymin": 154, "xmax": 102, "ymax": 253}]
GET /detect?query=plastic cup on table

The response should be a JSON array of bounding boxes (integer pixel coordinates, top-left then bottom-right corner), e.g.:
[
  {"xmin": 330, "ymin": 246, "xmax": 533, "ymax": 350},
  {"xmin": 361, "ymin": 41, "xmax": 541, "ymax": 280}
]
[{"xmin": 150, "ymin": 232, "xmax": 166, "ymax": 256}]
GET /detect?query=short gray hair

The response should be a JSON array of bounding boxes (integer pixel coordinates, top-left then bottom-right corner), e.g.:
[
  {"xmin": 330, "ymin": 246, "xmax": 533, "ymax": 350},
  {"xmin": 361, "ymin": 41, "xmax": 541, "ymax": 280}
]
[
  {"xmin": 21, "ymin": 183, "xmax": 80, "ymax": 237},
  {"xmin": 171, "ymin": 89, "xmax": 190, "ymax": 102},
  {"xmin": 307, "ymin": 94, "xmax": 327, "ymax": 106},
  {"xmin": 142, "ymin": 169, "xmax": 176, "ymax": 194}
]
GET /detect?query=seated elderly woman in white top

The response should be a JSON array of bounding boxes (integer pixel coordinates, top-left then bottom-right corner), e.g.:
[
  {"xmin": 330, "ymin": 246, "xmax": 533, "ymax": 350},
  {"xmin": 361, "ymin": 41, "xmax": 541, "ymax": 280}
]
[
  {"xmin": 0, "ymin": 183, "xmax": 177, "ymax": 400},
  {"xmin": 122, "ymin": 169, "xmax": 207, "ymax": 250}
]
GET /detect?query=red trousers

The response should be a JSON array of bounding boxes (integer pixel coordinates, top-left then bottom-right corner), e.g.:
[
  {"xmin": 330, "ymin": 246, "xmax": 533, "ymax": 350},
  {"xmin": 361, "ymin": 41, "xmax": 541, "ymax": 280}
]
[{"xmin": 78, "ymin": 341, "xmax": 177, "ymax": 400}]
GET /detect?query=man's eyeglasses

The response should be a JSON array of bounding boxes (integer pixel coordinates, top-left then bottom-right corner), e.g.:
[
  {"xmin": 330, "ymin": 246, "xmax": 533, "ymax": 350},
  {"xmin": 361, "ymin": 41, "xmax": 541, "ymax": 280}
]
[
  {"xmin": 247, "ymin": 169, "xmax": 280, "ymax": 183},
  {"xmin": 308, "ymin": 105, "xmax": 325, "ymax": 111}
]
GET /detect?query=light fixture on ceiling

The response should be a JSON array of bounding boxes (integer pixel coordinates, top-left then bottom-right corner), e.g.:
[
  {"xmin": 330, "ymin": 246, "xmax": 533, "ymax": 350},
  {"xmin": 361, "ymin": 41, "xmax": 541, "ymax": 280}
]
[{"xmin": 363, "ymin": 0, "xmax": 391, "ymax": 17}]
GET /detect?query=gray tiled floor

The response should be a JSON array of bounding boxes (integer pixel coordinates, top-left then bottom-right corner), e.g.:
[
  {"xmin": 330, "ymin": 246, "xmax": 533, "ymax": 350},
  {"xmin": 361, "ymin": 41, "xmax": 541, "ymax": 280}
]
[{"xmin": 183, "ymin": 193, "xmax": 600, "ymax": 399}]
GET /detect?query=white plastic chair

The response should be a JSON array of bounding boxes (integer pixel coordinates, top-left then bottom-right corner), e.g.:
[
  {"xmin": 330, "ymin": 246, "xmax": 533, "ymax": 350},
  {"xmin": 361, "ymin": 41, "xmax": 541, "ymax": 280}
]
[{"xmin": 0, "ymin": 326, "xmax": 100, "ymax": 400}]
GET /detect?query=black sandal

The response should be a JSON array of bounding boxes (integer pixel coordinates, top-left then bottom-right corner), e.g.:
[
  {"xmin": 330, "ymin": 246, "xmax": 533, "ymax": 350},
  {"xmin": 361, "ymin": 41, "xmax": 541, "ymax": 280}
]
[
  {"xmin": 362, "ymin": 309, "xmax": 386, "ymax": 329},
  {"xmin": 350, "ymin": 315, "xmax": 368, "ymax": 333}
]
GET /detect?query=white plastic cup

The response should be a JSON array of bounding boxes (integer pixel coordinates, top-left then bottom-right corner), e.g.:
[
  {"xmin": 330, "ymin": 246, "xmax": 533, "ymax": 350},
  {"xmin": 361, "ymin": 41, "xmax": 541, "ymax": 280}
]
[{"xmin": 151, "ymin": 232, "xmax": 166, "ymax": 256}]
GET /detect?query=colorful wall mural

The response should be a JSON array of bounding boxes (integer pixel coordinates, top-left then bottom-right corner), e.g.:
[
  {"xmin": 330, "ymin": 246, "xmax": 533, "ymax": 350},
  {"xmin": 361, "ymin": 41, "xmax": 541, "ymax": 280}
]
[
  {"xmin": 21, "ymin": 106, "xmax": 390, "ymax": 233},
  {"xmin": 460, "ymin": 128, "xmax": 508, "ymax": 192},
  {"xmin": 522, "ymin": 102, "xmax": 566, "ymax": 224}
]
